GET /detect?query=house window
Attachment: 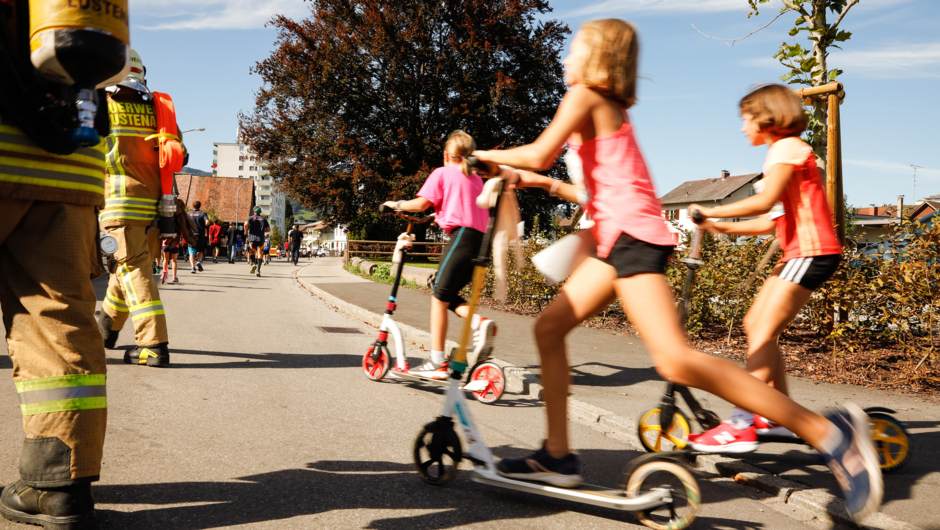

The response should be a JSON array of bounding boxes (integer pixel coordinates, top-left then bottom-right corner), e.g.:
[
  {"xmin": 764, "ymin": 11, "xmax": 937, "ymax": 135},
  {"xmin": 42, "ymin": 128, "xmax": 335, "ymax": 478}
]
[
  {"xmin": 249, "ymin": 166, "xmax": 257, "ymax": 171},
  {"xmin": 239, "ymin": 156, "xmax": 244, "ymax": 161},
  {"xmin": 665, "ymin": 209, "xmax": 679, "ymax": 221},
  {"xmin": 238, "ymin": 165, "xmax": 244, "ymax": 170}
]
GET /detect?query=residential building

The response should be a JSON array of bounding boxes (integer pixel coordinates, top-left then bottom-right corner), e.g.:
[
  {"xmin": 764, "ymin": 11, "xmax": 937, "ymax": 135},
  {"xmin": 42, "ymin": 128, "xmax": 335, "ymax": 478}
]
[
  {"xmin": 659, "ymin": 170, "xmax": 763, "ymax": 241},
  {"xmin": 212, "ymin": 141, "xmax": 286, "ymax": 231},
  {"xmin": 296, "ymin": 220, "xmax": 348, "ymax": 254}
]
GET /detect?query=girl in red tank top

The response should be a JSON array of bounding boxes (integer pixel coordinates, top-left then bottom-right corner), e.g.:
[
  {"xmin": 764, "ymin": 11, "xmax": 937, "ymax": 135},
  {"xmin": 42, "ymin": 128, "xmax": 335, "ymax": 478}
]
[
  {"xmin": 472, "ymin": 26, "xmax": 877, "ymax": 518},
  {"xmin": 688, "ymin": 84, "xmax": 846, "ymax": 452}
]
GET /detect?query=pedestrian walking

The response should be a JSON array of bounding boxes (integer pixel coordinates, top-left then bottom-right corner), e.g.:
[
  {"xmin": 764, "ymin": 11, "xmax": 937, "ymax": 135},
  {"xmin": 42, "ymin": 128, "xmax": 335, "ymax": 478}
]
[
  {"xmin": 263, "ymin": 236, "xmax": 271, "ymax": 265},
  {"xmin": 244, "ymin": 207, "xmax": 270, "ymax": 277},
  {"xmin": 288, "ymin": 224, "xmax": 304, "ymax": 265},
  {"xmin": 473, "ymin": 19, "xmax": 881, "ymax": 524},
  {"xmin": 97, "ymin": 48, "xmax": 184, "ymax": 367},
  {"xmin": 187, "ymin": 201, "xmax": 209, "ymax": 273},
  {"xmin": 226, "ymin": 222, "xmax": 239, "ymax": 263},
  {"xmin": 208, "ymin": 219, "xmax": 222, "ymax": 263}
]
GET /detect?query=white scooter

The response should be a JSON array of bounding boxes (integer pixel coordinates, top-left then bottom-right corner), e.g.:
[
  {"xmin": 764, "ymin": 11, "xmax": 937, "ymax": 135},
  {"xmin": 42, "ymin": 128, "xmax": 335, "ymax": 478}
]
[
  {"xmin": 411, "ymin": 168, "xmax": 702, "ymax": 530},
  {"xmin": 361, "ymin": 206, "xmax": 507, "ymax": 404}
]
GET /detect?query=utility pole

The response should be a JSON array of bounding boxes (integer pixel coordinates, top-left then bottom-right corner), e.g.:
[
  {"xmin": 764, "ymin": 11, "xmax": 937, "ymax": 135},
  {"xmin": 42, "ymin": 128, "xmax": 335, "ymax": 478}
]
[{"xmin": 911, "ymin": 164, "xmax": 923, "ymax": 204}]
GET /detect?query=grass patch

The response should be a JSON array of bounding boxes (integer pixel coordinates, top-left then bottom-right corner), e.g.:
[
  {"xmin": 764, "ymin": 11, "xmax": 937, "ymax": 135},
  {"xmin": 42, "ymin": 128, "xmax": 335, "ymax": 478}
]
[
  {"xmin": 366, "ymin": 257, "xmax": 439, "ymax": 270},
  {"xmin": 345, "ymin": 261, "xmax": 422, "ymax": 289}
]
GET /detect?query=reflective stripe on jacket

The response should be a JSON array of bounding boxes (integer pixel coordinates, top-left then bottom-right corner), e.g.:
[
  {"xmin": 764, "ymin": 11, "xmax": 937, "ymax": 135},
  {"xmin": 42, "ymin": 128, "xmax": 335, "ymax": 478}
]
[
  {"xmin": 0, "ymin": 116, "xmax": 106, "ymax": 206},
  {"xmin": 101, "ymin": 89, "xmax": 182, "ymax": 228}
]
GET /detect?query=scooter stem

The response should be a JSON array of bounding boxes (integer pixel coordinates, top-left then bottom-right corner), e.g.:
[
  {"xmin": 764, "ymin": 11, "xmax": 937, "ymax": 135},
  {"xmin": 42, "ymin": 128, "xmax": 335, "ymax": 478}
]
[{"xmin": 450, "ymin": 265, "xmax": 486, "ymax": 375}]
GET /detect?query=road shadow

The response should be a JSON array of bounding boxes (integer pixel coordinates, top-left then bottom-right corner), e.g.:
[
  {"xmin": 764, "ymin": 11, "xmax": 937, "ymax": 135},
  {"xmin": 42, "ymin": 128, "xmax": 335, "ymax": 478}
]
[
  {"xmin": 105, "ymin": 349, "xmax": 364, "ymax": 370},
  {"xmin": 93, "ymin": 450, "xmax": 769, "ymax": 529},
  {"xmin": 568, "ymin": 361, "xmax": 661, "ymax": 389}
]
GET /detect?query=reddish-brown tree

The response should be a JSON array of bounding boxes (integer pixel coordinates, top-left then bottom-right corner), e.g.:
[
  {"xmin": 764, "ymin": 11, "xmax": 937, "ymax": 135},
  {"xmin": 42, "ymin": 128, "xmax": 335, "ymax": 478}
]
[{"xmin": 238, "ymin": 0, "xmax": 569, "ymax": 237}]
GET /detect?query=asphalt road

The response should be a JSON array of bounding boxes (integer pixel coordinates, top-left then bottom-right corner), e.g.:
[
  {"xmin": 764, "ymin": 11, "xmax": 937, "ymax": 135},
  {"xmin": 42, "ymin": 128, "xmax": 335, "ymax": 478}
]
[
  {"xmin": 305, "ymin": 258, "xmax": 940, "ymax": 529},
  {"xmin": 0, "ymin": 257, "xmax": 894, "ymax": 528}
]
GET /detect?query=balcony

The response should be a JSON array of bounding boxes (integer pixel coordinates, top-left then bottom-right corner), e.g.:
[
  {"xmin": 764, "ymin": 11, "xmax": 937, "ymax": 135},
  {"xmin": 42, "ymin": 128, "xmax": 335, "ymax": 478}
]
[{"xmin": 212, "ymin": 150, "xmax": 217, "ymax": 155}]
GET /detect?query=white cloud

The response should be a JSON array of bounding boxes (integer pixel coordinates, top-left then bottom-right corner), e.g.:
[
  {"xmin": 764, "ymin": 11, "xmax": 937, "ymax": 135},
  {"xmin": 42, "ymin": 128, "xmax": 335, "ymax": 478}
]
[
  {"xmin": 845, "ymin": 159, "xmax": 940, "ymax": 180},
  {"xmin": 567, "ymin": 0, "xmax": 757, "ymax": 18},
  {"xmin": 130, "ymin": 0, "xmax": 311, "ymax": 30},
  {"xmin": 738, "ymin": 43, "xmax": 940, "ymax": 79},
  {"xmin": 830, "ymin": 44, "xmax": 940, "ymax": 79}
]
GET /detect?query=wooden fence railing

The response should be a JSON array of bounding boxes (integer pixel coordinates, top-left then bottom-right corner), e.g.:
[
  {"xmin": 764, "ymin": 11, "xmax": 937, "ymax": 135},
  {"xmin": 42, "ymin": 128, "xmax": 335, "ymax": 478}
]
[{"xmin": 345, "ymin": 240, "xmax": 444, "ymax": 264}]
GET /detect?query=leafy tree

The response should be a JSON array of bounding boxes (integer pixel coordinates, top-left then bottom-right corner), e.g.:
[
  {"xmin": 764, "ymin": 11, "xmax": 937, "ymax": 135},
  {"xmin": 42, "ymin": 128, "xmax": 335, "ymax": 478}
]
[
  {"xmin": 239, "ymin": 0, "xmax": 569, "ymax": 233},
  {"xmin": 748, "ymin": 0, "xmax": 860, "ymax": 156},
  {"xmin": 270, "ymin": 224, "xmax": 285, "ymax": 249}
]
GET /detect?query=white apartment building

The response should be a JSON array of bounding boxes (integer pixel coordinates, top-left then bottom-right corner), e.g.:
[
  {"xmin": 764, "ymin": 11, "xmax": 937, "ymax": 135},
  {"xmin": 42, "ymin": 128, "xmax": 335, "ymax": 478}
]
[{"xmin": 213, "ymin": 141, "xmax": 286, "ymax": 230}]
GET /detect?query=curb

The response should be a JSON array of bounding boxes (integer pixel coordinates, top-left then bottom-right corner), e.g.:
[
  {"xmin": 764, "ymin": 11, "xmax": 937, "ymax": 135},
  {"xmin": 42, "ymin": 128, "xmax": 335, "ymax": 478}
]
[{"xmin": 294, "ymin": 265, "xmax": 921, "ymax": 530}]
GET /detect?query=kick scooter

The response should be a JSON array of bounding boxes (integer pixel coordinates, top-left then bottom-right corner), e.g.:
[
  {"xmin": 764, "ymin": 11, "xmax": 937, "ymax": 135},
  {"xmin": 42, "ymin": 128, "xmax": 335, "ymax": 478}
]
[
  {"xmin": 361, "ymin": 205, "xmax": 508, "ymax": 404},
  {"xmin": 412, "ymin": 168, "xmax": 702, "ymax": 530},
  {"xmin": 637, "ymin": 210, "xmax": 913, "ymax": 473}
]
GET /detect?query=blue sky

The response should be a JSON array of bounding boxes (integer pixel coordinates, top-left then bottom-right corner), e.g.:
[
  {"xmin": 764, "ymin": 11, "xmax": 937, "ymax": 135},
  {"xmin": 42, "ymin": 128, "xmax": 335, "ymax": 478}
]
[{"xmin": 130, "ymin": 0, "xmax": 940, "ymax": 208}]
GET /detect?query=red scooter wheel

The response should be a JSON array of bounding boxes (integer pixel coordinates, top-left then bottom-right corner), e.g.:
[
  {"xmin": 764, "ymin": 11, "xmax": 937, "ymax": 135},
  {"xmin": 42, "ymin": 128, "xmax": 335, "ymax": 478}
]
[
  {"xmin": 469, "ymin": 362, "xmax": 505, "ymax": 404},
  {"xmin": 362, "ymin": 345, "xmax": 391, "ymax": 381}
]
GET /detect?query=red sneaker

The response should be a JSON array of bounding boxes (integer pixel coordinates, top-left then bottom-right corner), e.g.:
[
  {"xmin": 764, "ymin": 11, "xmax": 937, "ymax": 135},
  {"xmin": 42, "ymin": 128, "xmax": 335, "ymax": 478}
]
[
  {"xmin": 753, "ymin": 415, "xmax": 796, "ymax": 437},
  {"xmin": 688, "ymin": 421, "xmax": 758, "ymax": 453}
]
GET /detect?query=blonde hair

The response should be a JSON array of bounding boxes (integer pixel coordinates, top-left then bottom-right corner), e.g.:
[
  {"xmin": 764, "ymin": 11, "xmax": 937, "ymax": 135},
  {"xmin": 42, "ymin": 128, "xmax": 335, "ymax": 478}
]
[
  {"xmin": 444, "ymin": 130, "xmax": 477, "ymax": 176},
  {"xmin": 739, "ymin": 84, "xmax": 807, "ymax": 137},
  {"xmin": 577, "ymin": 19, "xmax": 639, "ymax": 108}
]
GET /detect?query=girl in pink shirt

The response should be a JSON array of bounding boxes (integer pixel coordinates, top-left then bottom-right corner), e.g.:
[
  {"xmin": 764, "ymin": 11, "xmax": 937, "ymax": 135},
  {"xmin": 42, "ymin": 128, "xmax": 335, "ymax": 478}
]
[
  {"xmin": 381, "ymin": 131, "xmax": 497, "ymax": 379},
  {"xmin": 473, "ymin": 20, "xmax": 879, "ymax": 521}
]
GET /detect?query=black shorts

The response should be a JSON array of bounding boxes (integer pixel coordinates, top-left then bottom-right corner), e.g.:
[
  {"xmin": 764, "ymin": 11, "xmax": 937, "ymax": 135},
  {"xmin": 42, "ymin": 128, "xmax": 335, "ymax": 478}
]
[
  {"xmin": 776, "ymin": 254, "xmax": 841, "ymax": 290},
  {"xmin": 196, "ymin": 235, "xmax": 206, "ymax": 252},
  {"xmin": 593, "ymin": 232, "xmax": 674, "ymax": 278},
  {"xmin": 433, "ymin": 227, "xmax": 484, "ymax": 309},
  {"xmin": 249, "ymin": 241, "xmax": 265, "ymax": 250},
  {"xmin": 162, "ymin": 246, "xmax": 178, "ymax": 255}
]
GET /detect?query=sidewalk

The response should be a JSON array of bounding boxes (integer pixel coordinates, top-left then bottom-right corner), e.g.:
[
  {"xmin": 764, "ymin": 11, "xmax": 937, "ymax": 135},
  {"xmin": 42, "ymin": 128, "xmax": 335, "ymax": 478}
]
[{"xmin": 297, "ymin": 257, "xmax": 939, "ymax": 530}]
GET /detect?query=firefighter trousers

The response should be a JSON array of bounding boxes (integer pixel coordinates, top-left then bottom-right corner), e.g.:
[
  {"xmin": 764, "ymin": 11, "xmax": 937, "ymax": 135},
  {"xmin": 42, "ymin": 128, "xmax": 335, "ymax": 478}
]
[
  {"xmin": 0, "ymin": 199, "xmax": 107, "ymax": 486},
  {"xmin": 102, "ymin": 225, "xmax": 168, "ymax": 346}
]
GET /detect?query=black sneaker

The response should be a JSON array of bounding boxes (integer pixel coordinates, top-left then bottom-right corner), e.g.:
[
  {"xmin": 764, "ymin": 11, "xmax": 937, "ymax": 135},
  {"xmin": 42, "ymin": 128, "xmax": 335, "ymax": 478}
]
[
  {"xmin": 0, "ymin": 480, "xmax": 94, "ymax": 530},
  {"xmin": 821, "ymin": 404, "xmax": 883, "ymax": 523},
  {"xmin": 497, "ymin": 443, "xmax": 583, "ymax": 488},
  {"xmin": 196, "ymin": 262, "xmax": 203, "ymax": 272},
  {"xmin": 124, "ymin": 343, "xmax": 170, "ymax": 367},
  {"xmin": 95, "ymin": 312, "xmax": 119, "ymax": 350}
]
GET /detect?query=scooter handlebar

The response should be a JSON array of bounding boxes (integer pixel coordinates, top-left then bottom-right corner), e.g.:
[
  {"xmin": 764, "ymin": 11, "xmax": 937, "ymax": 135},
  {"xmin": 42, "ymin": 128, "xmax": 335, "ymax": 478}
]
[{"xmin": 377, "ymin": 203, "xmax": 435, "ymax": 225}]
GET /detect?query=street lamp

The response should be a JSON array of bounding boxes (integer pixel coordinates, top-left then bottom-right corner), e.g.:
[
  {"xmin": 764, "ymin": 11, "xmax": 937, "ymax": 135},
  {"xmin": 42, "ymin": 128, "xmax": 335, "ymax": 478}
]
[
  {"xmin": 235, "ymin": 179, "xmax": 252, "ymax": 226},
  {"xmin": 181, "ymin": 127, "xmax": 205, "ymax": 134}
]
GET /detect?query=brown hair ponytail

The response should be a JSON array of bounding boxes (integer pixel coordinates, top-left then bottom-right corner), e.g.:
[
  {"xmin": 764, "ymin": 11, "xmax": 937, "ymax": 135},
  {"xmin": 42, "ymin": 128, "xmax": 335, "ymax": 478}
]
[{"xmin": 445, "ymin": 130, "xmax": 477, "ymax": 176}]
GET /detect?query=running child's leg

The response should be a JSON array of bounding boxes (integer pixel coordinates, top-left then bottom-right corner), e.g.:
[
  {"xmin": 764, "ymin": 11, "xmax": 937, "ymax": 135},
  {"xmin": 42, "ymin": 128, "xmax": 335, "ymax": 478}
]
[
  {"xmin": 614, "ymin": 271, "xmax": 881, "ymax": 522},
  {"xmin": 535, "ymin": 258, "xmax": 616, "ymax": 457},
  {"xmin": 742, "ymin": 274, "xmax": 813, "ymax": 395},
  {"xmin": 497, "ymin": 257, "xmax": 614, "ymax": 487}
]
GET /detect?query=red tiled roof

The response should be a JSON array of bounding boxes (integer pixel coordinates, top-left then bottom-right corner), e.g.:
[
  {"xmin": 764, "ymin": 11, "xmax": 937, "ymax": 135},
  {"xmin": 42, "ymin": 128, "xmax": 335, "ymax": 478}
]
[{"xmin": 174, "ymin": 174, "xmax": 255, "ymax": 222}]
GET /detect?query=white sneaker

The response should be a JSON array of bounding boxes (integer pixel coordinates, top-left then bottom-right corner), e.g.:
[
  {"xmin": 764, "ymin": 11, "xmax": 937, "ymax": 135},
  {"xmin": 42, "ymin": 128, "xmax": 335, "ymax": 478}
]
[
  {"xmin": 471, "ymin": 318, "xmax": 497, "ymax": 360},
  {"xmin": 410, "ymin": 359, "xmax": 449, "ymax": 380}
]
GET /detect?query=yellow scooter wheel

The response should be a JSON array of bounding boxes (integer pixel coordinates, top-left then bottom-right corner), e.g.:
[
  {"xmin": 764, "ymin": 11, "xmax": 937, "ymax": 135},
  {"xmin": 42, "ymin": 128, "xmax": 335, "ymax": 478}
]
[
  {"xmin": 869, "ymin": 412, "xmax": 912, "ymax": 472},
  {"xmin": 637, "ymin": 408, "xmax": 691, "ymax": 453}
]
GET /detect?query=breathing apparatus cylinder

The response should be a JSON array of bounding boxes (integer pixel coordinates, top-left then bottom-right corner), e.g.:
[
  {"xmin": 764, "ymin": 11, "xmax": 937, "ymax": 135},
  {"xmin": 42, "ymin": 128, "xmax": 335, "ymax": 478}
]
[{"xmin": 28, "ymin": 0, "xmax": 131, "ymax": 147}]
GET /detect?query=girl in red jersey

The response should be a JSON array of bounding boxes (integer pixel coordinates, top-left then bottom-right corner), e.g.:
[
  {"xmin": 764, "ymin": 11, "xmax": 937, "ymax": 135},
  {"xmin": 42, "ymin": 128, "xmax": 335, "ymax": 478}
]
[
  {"xmin": 688, "ymin": 84, "xmax": 843, "ymax": 452},
  {"xmin": 474, "ymin": 25, "xmax": 879, "ymax": 523}
]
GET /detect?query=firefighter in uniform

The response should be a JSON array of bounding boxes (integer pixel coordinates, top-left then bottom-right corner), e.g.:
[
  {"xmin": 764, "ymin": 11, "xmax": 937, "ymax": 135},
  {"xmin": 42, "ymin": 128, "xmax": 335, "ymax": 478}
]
[
  {"xmin": 96, "ymin": 49, "xmax": 186, "ymax": 366},
  {"xmin": 0, "ymin": 1, "xmax": 117, "ymax": 526}
]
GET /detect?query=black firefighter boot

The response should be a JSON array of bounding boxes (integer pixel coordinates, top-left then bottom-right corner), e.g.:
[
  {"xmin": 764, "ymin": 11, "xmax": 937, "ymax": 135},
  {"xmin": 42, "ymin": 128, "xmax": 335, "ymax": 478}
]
[
  {"xmin": 0, "ymin": 480, "xmax": 94, "ymax": 530},
  {"xmin": 95, "ymin": 313, "xmax": 119, "ymax": 350},
  {"xmin": 124, "ymin": 343, "xmax": 170, "ymax": 367}
]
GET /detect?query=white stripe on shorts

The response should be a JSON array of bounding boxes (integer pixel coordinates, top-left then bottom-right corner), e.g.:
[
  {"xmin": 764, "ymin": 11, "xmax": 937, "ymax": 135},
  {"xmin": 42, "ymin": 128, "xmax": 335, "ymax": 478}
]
[
  {"xmin": 791, "ymin": 257, "xmax": 813, "ymax": 284},
  {"xmin": 780, "ymin": 258, "xmax": 801, "ymax": 281}
]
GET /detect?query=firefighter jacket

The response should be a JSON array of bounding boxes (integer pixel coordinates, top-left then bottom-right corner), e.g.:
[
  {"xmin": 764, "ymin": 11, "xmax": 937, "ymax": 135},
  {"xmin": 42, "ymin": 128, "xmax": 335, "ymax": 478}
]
[
  {"xmin": 100, "ymin": 88, "xmax": 184, "ymax": 229},
  {"xmin": 0, "ymin": 114, "xmax": 106, "ymax": 206}
]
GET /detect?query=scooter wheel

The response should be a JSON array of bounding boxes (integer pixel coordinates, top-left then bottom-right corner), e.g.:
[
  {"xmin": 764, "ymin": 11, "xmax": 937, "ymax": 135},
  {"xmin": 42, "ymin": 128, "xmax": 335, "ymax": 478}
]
[
  {"xmin": 469, "ymin": 362, "xmax": 505, "ymax": 404},
  {"xmin": 413, "ymin": 419, "xmax": 462, "ymax": 486},
  {"xmin": 362, "ymin": 345, "xmax": 391, "ymax": 381},
  {"xmin": 868, "ymin": 412, "xmax": 912, "ymax": 472},
  {"xmin": 623, "ymin": 455, "xmax": 700, "ymax": 530},
  {"xmin": 637, "ymin": 408, "xmax": 690, "ymax": 453}
]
